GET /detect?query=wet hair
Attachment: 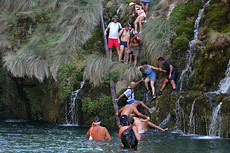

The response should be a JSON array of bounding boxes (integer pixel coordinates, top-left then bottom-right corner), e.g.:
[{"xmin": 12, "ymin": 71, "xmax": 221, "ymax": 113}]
[
  {"xmin": 141, "ymin": 61, "xmax": 148, "ymax": 65},
  {"xmin": 158, "ymin": 57, "xmax": 165, "ymax": 61},
  {"xmin": 94, "ymin": 116, "xmax": 101, "ymax": 123}
]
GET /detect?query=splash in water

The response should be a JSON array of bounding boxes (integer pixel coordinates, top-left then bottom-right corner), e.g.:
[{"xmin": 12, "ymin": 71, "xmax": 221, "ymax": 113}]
[
  {"xmin": 209, "ymin": 102, "xmax": 222, "ymax": 137},
  {"xmin": 179, "ymin": 0, "xmax": 210, "ymax": 92}
]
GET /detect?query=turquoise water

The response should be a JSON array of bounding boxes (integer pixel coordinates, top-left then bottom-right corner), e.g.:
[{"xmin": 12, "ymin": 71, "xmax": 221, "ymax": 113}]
[{"xmin": 0, "ymin": 120, "xmax": 230, "ymax": 153}]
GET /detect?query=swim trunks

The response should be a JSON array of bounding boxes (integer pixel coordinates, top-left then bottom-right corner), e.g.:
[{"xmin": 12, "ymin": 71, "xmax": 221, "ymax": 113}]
[{"xmin": 120, "ymin": 41, "xmax": 127, "ymax": 47}]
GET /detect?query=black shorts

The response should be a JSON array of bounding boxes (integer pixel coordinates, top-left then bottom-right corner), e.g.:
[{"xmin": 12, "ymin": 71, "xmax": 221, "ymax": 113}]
[{"xmin": 166, "ymin": 71, "xmax": 177, "ymax": 81}]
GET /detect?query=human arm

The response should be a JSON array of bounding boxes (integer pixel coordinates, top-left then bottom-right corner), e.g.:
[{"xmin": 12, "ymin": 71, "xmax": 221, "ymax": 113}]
[
  {"xmin": 147, "ymin": 121, "xmax": 168, "ymax": 132},
  {"xmin": 149, "ymin": 65, "xmax": 162, "ymax": 71},
  {"xmin": 135, "ymin": 5, "xmax": 142, "ymax": 10},
  {"xmin": 105, "ymin": 128, "xmax": 112, "ymax": 140},
  {"xmin": 137, "ymin": 65, "xmax": 144, "ymax": 70},
  {"xmin": 132, "ymin": 126, "xmax": 141, "ymax": 141},
  {"xmin": 104, "ymin": 25, "xmax": 110, "ymax": 36},
  {"xmin": 135, "ymin": 78, "xmax": 144, "ymax": 86},
  {"xmin": 127, "ymin": 35, "xmax": 130, "ymax": 50},
  {"xmin": 117, "ymin": 29, "xmax": 123, "ymax": 43},
  {"xmin": 169, "ymin": 65, "xmax": 173, "ymax": 79},
  {"xmin": 85, "ymin": 127, "xmax": 92, "ymax": 138},
  {"xmin": 118, "ymin": 127, "xmax": 125, "ymax": 138},
  {"xmin": 133, "ymin": 107, "xmax": 150, "ymax": 120},
  {"xmin": 115, "ymin": 93, "xmax": 125, "ymax": 102}
]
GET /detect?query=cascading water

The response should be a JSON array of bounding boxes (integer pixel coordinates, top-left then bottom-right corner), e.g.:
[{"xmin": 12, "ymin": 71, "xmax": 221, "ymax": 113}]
[
  {"xmin": 175, "ymin": 96, "xmax": 183, "ymax": 129},
  {"xmin": 159, "ymin": 113, "xmax": 170, "ymax": 128},
  {"xmin": 209, "ymin": 102, "xmax": 222, "ymax": 137},
  {"xmin": 65, "ymin": 76, "xmax": 85, "ymax": 125},
  {"xmin": 179, "ymin": 0, "xmax": 210, "ymax": 92},
  {"xmin": 188, "ymin": 99, "xmax": 197, "ymax": 134},
  {"xmin": 216, "ymin": 59, "xmax": 230, "ymax": 94}
]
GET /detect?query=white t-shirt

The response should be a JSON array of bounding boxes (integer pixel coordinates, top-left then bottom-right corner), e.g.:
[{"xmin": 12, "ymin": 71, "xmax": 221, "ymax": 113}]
[
  {"xmin": 108, "ymin": 22, "xmax": 122, "ymax": 39},
  {"xmin": 124, "ymin": 87, "xmax": 134, "ymax": 102}
]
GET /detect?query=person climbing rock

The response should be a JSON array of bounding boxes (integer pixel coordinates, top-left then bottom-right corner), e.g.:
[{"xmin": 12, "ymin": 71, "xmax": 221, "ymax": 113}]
[
  {"xmin": 129, "ymin": 2, "xmax": 146, "ymax": 34},
  {"xmin": 118, "ymin": 24, "xmax": 130, "ymax": 63},
  {"xmin": 104, "ymin": 15, "xmax": 122, "ymax": 60},
  {"xmin": 138, "ymin": 61, "xmax": 162, "ymax": 100},
  {"xmin": 118, "ymin": 117, "xmax": 141, "ymax": 148},
  {"xmin": 157, "ymin": 57, "xmax": 178, "ymax": 96},
  {"xmin": 116, "ymin": 102, "xmax": 150, "ymax": 121},
  {"xmin": 115, "ymin": 79, "xmax": 155, "ymax": 113},
  {"xmin": 140, "ymin": 0, "xmax": 150, "ymax": 19},
  {"xmin": 132, "ymin": 116, "xmax": 168, "ymax": 134},
  {"xmin": 86, "ymin": 116, "xmax": 112, "ymax": 141},
  {"xmin": 129, "ymin": 32, "xmax": 140, "ymax": 66}
]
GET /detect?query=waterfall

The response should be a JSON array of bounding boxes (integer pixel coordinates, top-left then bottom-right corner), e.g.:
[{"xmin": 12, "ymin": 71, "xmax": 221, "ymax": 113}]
[
  {"xmin": 159, "ymin": 113, "xmax": 170, "ymax": 128},
  {"xmin": 65, "ymin": 76, "xmax": 86, "ymax": 125},
  {"xmin": 217, "ymin": 59, "xmax": 230, "ymax": 94},
  {"xmin": 179, "ymin": 0, "xmax": 210, "ymax": 92},
  {"xmin": 188, "ymin": 99, "xmax": 197, "ymax": 134},
  {"xmin": 175, "ymin": 96, "xmax": 183, "ymax": 129},
  {"xmin": 209, "ymin": 102, "xmax": 222, "ymax": 136}
]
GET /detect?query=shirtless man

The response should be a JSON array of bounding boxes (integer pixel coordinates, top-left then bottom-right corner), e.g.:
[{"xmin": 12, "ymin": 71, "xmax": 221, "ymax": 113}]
[
  {"xmin": 86, "ymin": 116, "xmax": 112, "ymax": 141},
  {"xmin": 133, "ymin": 117, "xmax": 168, "ymax": 134},
  {"xmin": 118, "ymin": 24, "xmax": 130, "ymax": 63},
  {"xmin": 116, "ymin": 102, "xmax": 150, "ymax": 125}
]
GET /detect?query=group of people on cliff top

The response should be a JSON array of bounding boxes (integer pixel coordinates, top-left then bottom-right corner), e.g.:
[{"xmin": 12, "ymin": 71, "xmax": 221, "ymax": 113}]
[
  {"xmin": 85, "ymin": 0, "xmax": 177, "ymax": 149},
  {"xmin": 104, "ymin": 1, "xmax": 150, "ymax": 66}
]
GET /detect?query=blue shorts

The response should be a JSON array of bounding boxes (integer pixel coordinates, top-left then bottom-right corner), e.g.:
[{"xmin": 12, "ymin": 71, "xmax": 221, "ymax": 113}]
[
  {"xmin": 142, "ymin": 2, "xmax": 150, "ymax": 6},
  {"xmin": 120, "ymin": 41, "xmax": 127, "ymax": 47},
  {"xmin": 127, "ymin": 100, "xmax": 140, "ymax": 104},
  {"xmin": 166, "ymin": 71, "xmax": 178, "ymax": 81}
]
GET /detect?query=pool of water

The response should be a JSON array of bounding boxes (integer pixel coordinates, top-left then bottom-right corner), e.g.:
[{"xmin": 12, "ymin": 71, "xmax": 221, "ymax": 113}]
[{"xmin": 0, "ymin": 120, "xmax": 230, "ymax": 153}]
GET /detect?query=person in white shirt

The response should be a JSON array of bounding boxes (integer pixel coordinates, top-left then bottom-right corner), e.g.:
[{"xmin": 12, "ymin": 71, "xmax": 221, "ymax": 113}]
[{"xmin": 104, "ymin": 16, "xmax": 122, "ymax": 60}]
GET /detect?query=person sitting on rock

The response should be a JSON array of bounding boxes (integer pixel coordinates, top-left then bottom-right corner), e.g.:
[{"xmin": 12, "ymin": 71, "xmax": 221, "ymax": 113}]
[
  {"xmin": 115, "ymin": 79, "xmax": 155, "ymax": 113},
  {"xmin": 157, "ymin": 57, "xmax": 178, "ymax": 96},
  {"xmin": 129, "ymin": 2, "xmax": 146, "ymax": 34},
  {"xmin": 138, "ymin": 61, "xmax": 163, "ymax": 100},
  {"xmin": 86, "ymin": 116, "xmax": 112, "ymax": 141}
]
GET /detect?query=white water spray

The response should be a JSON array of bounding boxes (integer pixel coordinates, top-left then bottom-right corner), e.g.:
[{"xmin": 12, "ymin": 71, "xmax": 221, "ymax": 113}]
[
  {"xmin": 175, "ymin": 96, "xmax": 183, "ymax": 129},
  {"xmin": 216, "ymin": 60, "xmax": 230, "ymax": 94},
  {"xmin": 179, "ymin": 1, "xmax": 210, "ymax": 92},
  {"xmin": 159, "ymin": 113, "xmax": 170, "ymax": 128},
  {"xmin": 188, "ymin": 99, "xmax": 197, "ymax": 134},
  {"xmin": 65, "ymin": 76, "xmax": 85, "ymax": 125},
  {"xmin": 209, "ymin": 102, "xmax": 222, "ymax": 136}
]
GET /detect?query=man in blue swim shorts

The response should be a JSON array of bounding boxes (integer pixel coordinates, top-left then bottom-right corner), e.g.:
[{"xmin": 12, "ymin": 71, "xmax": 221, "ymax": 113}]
[{"xmin": 118, "ymin": 24, "xmax": 130, "ymax": 63}]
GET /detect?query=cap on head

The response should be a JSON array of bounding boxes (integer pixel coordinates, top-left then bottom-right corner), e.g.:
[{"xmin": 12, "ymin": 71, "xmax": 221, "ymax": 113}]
[
  {"xmin": 94, "ymin": 116, "xmax": 101, "ymax": 125},
  {"xmin": 129, "ymin": 2, "xmax": 136, "ymax": 7},
  {"xmin": 112, "ymin": 15, "xmax": 118, "ymax": 20}
]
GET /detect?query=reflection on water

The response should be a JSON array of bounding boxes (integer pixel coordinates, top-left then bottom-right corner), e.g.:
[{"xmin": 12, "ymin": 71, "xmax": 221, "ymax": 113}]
[{"xmin": 0, "ymin": 121, "xmax": 230, "ymax": 153}]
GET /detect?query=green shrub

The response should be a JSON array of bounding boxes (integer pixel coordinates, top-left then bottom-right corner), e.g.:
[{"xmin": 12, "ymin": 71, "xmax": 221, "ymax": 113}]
[{"xmin": 173, "ymin": 36, "xmax": 190, "ymax": 53}]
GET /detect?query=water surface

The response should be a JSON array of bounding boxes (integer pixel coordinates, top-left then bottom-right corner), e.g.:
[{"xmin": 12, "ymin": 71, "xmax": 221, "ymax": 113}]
[{"xmin": 0, "ymin": 121, "xmax": 229, "ymax": 153}]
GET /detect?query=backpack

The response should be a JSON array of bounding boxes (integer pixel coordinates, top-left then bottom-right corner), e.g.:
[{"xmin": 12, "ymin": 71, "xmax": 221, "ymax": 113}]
[
  {"xmin": 121, "ymin": 126, "xmax": 138, "ymax": 148},
  {"xmin": 123, "ymin": 88, "xmax": 134, "ymax": 102}
]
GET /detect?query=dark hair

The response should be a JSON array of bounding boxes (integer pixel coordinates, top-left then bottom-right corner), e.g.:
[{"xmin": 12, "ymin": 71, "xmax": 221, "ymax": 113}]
[
  {"xmin": 128, "ymin": 117, "xmax": 134, "ymax": 125},
  {"xmin": 125, "ymin": 23, "xmax": 129, "ymax": 27},
  {"xmin": 129, "ymin": 22, "xmax": 134, "ymax": 28},
  {"xmin": 141, "ymin": 61, "xmax": 148, "ymax": 65},
  {"xmin": 158, "ymin": 57, "xmax": 165, "ymax": 61},
  {"xmin": 94, "ymin": 116, "xmax": 101, "ymax": 122}
]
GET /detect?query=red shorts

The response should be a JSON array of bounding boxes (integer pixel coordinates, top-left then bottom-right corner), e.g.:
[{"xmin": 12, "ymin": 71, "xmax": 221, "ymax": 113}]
[{"xmin": 108, "ymin": 38, "xmax": 119, "ymax": 49}]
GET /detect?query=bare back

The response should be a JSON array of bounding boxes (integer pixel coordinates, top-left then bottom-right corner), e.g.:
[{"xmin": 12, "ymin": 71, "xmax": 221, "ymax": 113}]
[
  {"xmin": 121, "ymin": 104, "xmax": 135, "ymax": 116},
  {"xmin": 86, "ymin": 125, "xmax": 111, "ymax": 140},
  {"xmin": 133, "ymin": 117, "xmax": 148, "ymax": 132}
]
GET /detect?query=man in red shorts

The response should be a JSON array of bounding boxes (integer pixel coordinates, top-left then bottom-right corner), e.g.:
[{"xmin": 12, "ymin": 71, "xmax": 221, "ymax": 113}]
[{"xmin": 104, "ymin": 15, "xmax": 122, "ymax": 60}]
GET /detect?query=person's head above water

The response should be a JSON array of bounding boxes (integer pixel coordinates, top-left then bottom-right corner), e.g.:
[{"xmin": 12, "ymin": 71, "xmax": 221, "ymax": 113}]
[
  {"xmin": 112, "ymin": 15, "xmax": 118, "ymax": 23},
  {"xmin": 158, "ymin": 57, "xmax": 165, "ymax": 65},
  {"xmin": 130, "ymin": 82, "xmax": 136, "ymax": 88},
  {"xmin": 93, "ymin": 116, "xmax": 101, "ymax": 125}
]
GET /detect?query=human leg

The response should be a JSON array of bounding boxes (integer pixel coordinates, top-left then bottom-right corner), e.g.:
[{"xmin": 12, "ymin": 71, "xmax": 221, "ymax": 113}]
[
  {"xmin": 144, "ymin": 78, "xmax": 150, "ymax": 91},
  {"xmin": 124, "ymin": 48, "xmax": 130, "ymax": 64},
  {"xmin": 134, "ymin": 56, "xmax": 138, "ymax": 66},
  {"xmin": 119, "ymin": 45, "xmax": 124, "ymax": 62},
  {"xmin": 134, "ymin": 17, "xmax": 139, "ymax": 33},
  {"xmin": 143, "ymin": 4, "xmax": 149, "ymax": 18},
  {"xmin": 147, "ymin": 121, "xmax": 168, "ymax": 131},
  {"xmin": 138, "ymin": 16, "xmax": 144, "ymax": 32},
  {"xmin": 150, "ymin": 81, "xmax": 155, "ymax": 95},
  {"xmin": 160, "ymin": 78, "xmax": 169, "ymax": 92},
  {"xmin": 139, "ymin": 101, "xmax": 150, "ymax": 111}
]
